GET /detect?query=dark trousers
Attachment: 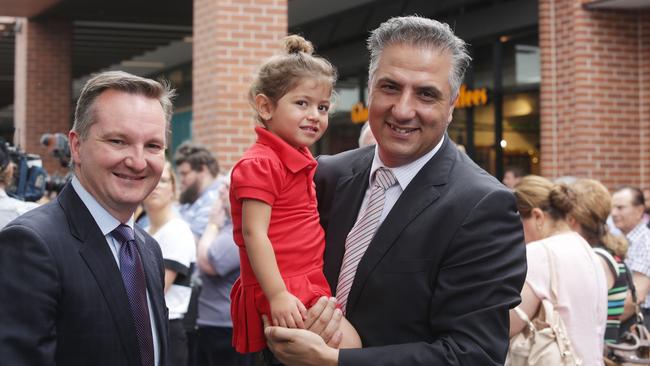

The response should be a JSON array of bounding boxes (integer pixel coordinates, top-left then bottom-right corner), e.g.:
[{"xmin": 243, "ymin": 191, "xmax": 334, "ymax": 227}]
[
  {"xmin": 196, "ymin": 326, "xmax": 254, "ymax": 366},
  {"xmin": 169, "ymin": 319, "xmax": 188, "ymax": 366}
]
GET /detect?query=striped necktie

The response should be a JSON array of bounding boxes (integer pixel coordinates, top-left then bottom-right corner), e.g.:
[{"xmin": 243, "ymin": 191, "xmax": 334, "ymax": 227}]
[{"xmin": 336, "ymin": 167, "xmax": 397, "ymax": 314}]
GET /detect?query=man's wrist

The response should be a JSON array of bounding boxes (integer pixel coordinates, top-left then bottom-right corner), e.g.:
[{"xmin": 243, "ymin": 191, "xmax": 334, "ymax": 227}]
[{"xmin": 321, "ymin": 346, "xmax": 339, "ymax": 366}]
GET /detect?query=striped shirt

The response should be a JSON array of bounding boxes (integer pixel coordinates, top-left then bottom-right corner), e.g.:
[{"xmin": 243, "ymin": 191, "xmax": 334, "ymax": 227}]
[{"xmin": 594, "ymin": 247, "xmax": 629, "ymax": 343}]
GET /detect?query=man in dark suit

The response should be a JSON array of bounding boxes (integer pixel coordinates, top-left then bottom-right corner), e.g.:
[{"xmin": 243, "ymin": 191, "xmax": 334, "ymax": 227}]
[
  {"xmin": 264, "ymin": 16, "xmax": 527, "ymax": 365},
  {"xmin": 0, "ymin": 71, "xmax": 175, "ymax": 366}
]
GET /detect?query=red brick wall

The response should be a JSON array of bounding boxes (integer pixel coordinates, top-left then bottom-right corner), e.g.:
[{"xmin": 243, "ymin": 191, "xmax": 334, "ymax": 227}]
[
  {"xmin": 641, "ymin": 11, "xmax": 650, "ymax": 190},
  {"xmin": 14, "ymin": 19, "xmax": 71, "ymax": 176},
  {"xmin": 193, "ymin": 0, "xmax": 288, "ymax": 171},
  {"xmin": 540, "ymin": 0, "xmax": 649, "ymax": 189}
]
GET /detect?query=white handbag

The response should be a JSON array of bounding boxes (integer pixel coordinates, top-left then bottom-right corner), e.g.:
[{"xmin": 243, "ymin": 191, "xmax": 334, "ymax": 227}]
[{"xmin": 506, "ymin": 243, "xmax": 582, "ymax": 366}]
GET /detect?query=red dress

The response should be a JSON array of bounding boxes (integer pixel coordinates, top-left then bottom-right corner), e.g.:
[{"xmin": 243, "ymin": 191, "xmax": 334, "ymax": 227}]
[{"xmin": 229, "ymin": 127, "xmax": 331, "ymax": 353}]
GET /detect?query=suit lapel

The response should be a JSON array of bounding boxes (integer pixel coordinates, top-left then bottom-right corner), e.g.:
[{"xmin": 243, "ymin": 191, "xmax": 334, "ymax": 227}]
[
  {"xmin": 346, "ymin": 137, "xmax": 457, "ymax": 315},
  {"xmin": 58, "ymin": 184, "xmax": 141, "ymax": 366},
  {"xmin": 323, "ymin": 159, "xmax": 371, "ymax": 291}
]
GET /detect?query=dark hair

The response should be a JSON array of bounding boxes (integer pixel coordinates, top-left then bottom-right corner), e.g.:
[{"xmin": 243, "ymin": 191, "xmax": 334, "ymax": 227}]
[
  {"xmin": 249, "ymin": 35, "xmax": 337, "ymax": 123},
  {"xmin": 514, "ymin": 175, "xmax": 575, "ymax": 221},
  {"xmin": 615, "ymin": 186, "xmax": 645, "ymax": 207},
  {"xmin": 173, "ymin": 142, "xmax": 219, "ymax": 177}
]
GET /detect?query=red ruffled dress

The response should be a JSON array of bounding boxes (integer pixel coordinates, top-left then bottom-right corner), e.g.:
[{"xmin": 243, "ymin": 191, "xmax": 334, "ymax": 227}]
[{"xmin": 229, "ymin": 127, "xmax": 331, "ymax": 353}]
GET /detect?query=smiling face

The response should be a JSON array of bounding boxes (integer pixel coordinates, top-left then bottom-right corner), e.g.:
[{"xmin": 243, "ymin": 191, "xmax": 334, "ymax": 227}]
[
  {"xmin": 69, "ymin": 89, "xmax": 167, "ymax": 222},
  {"xmin": 368, "ymin": 43, "xmax": 457, "ymax": 167},
  {"xmin": 257, "ymin": 78, "xmax": 331, "ymax": 149}
]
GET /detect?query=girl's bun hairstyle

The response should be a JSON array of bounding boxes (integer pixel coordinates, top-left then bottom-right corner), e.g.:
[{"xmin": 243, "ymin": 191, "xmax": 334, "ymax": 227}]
[
  {"xmin": 284, "ymin": 34, "xmax": 314, "ymax": 55},
  {"xmin": 248, "ymin": 35, "xmax": 337, "ymax": 123}
]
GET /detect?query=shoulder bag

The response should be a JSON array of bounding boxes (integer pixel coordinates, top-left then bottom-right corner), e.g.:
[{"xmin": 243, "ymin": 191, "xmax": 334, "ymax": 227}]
[
  {"xmin": 506, "ymin": 243, "xmax": 582, "ymax": 366},
  {"xmin": 604, "ymin": 266, "xmax": 650, "ymax": 365}
]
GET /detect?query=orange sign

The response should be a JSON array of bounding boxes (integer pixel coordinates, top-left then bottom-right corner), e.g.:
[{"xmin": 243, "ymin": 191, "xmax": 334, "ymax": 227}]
[
  {"xmin": 350, "ymin": 102, "xmax": 368, "ymax": 123},
  {"xmin": 455, "ymin": 85, "xmax": 488, "ymax": 109}
]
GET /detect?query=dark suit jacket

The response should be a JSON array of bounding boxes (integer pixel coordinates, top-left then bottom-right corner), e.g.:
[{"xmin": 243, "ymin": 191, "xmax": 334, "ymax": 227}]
[
  {"xmin": 0, "ymin": 183, "xmax": 168, "ymax": 366},
  {"xmin": 315, "ymin": 137, "xmax": 526, "ymax": 365}
]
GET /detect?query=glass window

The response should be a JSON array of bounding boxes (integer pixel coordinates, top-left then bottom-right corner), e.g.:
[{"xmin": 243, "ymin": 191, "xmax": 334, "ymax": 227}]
[{"xmin": 503, "ymin": 34, "xmax": 540, "ymax": 88}]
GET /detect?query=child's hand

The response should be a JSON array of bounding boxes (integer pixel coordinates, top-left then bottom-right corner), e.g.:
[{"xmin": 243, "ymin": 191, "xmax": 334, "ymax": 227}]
[{"xmin": 269, "ymin": 291, "xmax": 307, "ymax": 329}]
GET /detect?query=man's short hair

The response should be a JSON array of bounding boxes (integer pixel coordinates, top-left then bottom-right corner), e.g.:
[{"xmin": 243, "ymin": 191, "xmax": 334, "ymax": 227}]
[
  {"xmin": 174, "ymin": 142, "xmax": 219, "ymax": 177},
  {"xmin": 615, "ymin": 186, "xmax": 645, "ymax": 207},
  {"xmin": 72, "ymin": 71, "xmax": 176, "ymax": 140},
  {"xmin": 367, "ymin": 15, "xmax": 471, "ymax": 101}
]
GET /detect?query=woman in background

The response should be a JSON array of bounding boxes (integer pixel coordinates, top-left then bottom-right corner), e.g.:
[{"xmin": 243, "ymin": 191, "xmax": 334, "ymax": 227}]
[
  {"xmin": 511, "ymin": 175, "xmax": 607, "ymax": 365},
  {"xmin": 142, "ymin": 161, "xmax": 196, "ymax": 366},
  {"xmin": 569, "ymin": 178, "xmax": 629, "ymax": 344}
]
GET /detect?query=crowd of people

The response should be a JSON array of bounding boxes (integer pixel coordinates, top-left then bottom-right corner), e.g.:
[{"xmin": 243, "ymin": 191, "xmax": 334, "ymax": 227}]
[{"xmin": 0, "ymin": 14, "xmax": 649, "ymax": 366}]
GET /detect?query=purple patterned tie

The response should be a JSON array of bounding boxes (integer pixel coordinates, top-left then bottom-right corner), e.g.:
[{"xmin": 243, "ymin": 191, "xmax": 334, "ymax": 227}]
[{"xmin": 112, "ymin": 224, "xmax": 154, "ymax": 366}]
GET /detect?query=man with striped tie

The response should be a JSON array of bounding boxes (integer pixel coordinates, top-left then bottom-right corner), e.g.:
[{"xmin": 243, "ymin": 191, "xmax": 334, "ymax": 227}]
[
  {"xmin": 0, "ymin": 71, "xmax": 172, "ymax": 366},
  {"xmin": 264, "ymin": 16, "xmax": 527, "ymax": 366}
]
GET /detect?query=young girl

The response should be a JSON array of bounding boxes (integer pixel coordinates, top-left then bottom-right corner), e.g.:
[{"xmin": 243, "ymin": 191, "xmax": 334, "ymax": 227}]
[{"xmin": 229, "ymin": 35, "xmax": 360, "ymax": 354}]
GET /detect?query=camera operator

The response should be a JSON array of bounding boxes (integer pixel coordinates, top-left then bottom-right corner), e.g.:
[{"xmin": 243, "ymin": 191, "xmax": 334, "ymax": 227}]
[{"xmin": 0, "ymin": 142, "xmax": 38, "ymax": 229}]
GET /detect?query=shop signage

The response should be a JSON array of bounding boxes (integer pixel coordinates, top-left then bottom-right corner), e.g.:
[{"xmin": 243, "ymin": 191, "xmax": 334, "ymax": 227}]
[
  {"xmin": 351, "ymin": 102, "xmax": 368, "ymax": 123},
  {"xmin": 455, "ymin": 85, "xmax": 488, "ymax": 109}
]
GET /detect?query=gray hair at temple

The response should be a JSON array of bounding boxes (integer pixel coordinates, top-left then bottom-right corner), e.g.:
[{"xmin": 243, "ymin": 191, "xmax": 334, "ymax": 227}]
[
  {"xmin": 367, "ymin": 15, "xmax": 471, "ymax": 101},
  {"xmin": 72, "ymin": 71, "xmax": 176, "ymax": 140}
]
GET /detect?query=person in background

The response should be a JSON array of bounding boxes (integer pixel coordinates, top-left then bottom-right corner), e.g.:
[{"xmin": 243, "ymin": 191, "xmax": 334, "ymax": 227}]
[
  {"xmin": 264, "ymin": 16, "xmax": 526, "ymax": 365},
  {"xmin": 643, "ymin": 188, "xmax": 650, "ymax": 225},
  {"xmin": 195, "ymin": 177, "xmax": 253, "ymax": 366},
  {"xmin": 569, "ymin": 178, "xmax": 629, "ymax": 344},
  {"xmin": 611, "ymin": 186, "xmax": 650, "ymax": 325},
  {"xmin": 174, "ymin": 141, "xmax": 223, "ymax": 365},
  {"xmin": 0, "ymin": 141, "xmax": 38, "ymax": 229},
  {"xmin": 502, "ymin": 165, "xmax": 525, "ymax": 189},
  {"xmin": 357, "ymin": 121, "xmax": 376, "ymax": 148},
  {"xmin": 511, "ymin": 175, "xmax": 607, "ymax": 365},
  {"xmin": 174, "ymin": 142, "xmax": 222, "ymax": 241},
  {"xmin": 142, "ymin": 161, "xmax": 196, "ymax": 365},
  {"xmin": 0, "ymin": 70, "xmax": 172, "ymax": 365}
]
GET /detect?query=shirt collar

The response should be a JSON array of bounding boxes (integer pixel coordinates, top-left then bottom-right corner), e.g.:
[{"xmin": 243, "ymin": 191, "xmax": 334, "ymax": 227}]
[
  {"xmin": 0, "ymin": 188, "xmax": 7, "ymax": 199},
  {"xmin": 627, "ymin": 221, "xmax": 649, "ymax": 243},
  {"xmin": 71, "ymin": 176, "xmax": 134, "ymax": 236},
  {"xmin": 369, "ymin": 135, "xmax": 445, "ymax": 190},
  {"xmin": 255, "ymin": 126, "xmax": 316, "ymax": 173}
]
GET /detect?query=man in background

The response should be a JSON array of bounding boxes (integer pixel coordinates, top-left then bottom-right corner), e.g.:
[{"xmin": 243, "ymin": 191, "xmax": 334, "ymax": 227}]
[
  {"xmin": 612, "ymin": 187, "xmax": 650, "ymax": 326},
  {"xmin": 174, "ymin": 142, "xmax": 221, "ymax": 241},
  {"xmin": 503, "ymin": 165, "xmax": 525, "ymax": 189}
]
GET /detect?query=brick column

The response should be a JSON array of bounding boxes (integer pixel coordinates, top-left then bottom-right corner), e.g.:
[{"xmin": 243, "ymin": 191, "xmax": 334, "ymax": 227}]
[
  {"xmin": 14, "ymin": 19, "xmax": 71, "ymax": 176},
  {"xmin": 193, "ymin": 0, "xmax": 288, "ymax": 171},
  {"xmin": 539, "ymin": 0, "xmax": 648, "ymax": 188},
  {"xmin": 641, "ymin": 11, "xmax": 650, "ymax": 190}
]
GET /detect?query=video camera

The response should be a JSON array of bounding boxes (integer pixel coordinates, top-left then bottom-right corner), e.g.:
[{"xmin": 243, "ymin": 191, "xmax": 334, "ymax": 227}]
[
  {"xmin": 0, "ymin": 132, "xmax": 72, "ymax": 202},
  {"xmin": 1, "ymin": 142, "xmax": 47, "ymax": 202}
]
